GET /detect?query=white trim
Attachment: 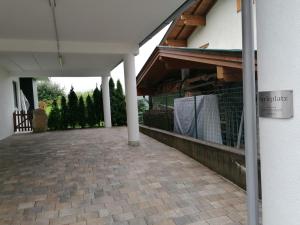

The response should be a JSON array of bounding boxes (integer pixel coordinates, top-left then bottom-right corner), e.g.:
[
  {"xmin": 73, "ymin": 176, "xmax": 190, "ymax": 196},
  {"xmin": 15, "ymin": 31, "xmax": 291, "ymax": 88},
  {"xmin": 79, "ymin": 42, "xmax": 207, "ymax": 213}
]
[{"xmin": 0, "ymin": 39, "xmax": 139, "ymax": 55}]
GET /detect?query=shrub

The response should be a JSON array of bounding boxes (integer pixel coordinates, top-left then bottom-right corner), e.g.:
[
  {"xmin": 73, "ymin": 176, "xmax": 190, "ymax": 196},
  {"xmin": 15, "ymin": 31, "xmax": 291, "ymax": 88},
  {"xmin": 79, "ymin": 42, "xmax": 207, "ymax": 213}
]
[
  {"xmin": 114, "ymin": 80, "xmax": 127, "ymax": 125},
  {"xmin": 60, "ymin": 96, "xmax": 69, "ymax": 129},
  {"xmin": 93, "ymin": 86, "xmax": 103, "ymax": 126},
  {"xmin": 48, "ymin": 100, "xmax": 61, "ymax": 130},
  {"xmin": 68, "ymin": 87, "xmax": 78, "ymax": 128},
  {"xmin": 78, "ymin": 96, "xmax": 86, "ymax": 128},
  {"xmin": 86, "ymin": 95, "xmax": 96, "ymax": 127},
  {"xmin": 37, "ymin": 81, "xmax": 65, "ymax": 103}
]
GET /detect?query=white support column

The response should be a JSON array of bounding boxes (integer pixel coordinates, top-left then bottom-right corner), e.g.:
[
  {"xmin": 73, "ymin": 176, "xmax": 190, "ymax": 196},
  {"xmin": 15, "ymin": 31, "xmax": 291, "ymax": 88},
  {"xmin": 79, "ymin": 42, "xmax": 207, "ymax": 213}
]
[
  {"xmin": 102, "ymin": 76, "xmax": 112, "ymax": 128},
  {"xmin": 124, "ymin": 53, "xmax": 139, "ymax": 146},
  {"xmin": 32, "ymin": 79, "xmax": 39, "ymax": 109},
  {"xmin": 257, "ymin": 1, "xmax": 300, "ymax": 225}
]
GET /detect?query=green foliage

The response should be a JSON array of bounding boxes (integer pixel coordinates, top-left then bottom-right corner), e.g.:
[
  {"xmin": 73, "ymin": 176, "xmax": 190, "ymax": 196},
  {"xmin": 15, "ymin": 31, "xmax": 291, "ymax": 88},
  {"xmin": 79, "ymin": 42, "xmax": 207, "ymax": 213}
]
[
  {"xmin": 60, "ymin": 96, "xmax": 69, "ymax": 129},
  {"xmin": 109, "ymin": 78, "xmax": 118, "ymax": 125},
  {"xmin": 78, "ymin": 96, "xmax": 86, "ymax": 128},
  {"xmin": 37, "ymin": 81, "xmax": 65, "ymax": 103},
  {"xmin": 93, "ymin": 86, "xmax": 103, "ymax": 126},
  {"xmin": 138, "ymin": 98, "xmax": 149, "ymax": 124},
  {"xmin": 108, "ymin": 78, "xmax": 127, "ymax": 126},
  {"xmin": 99, "ymin": 88, "xmax": 104, "ymax": 121},
  {"xmin": 86, "ymin": 95, "xmax": 96, "ymax": 127},
  {"xmin": 48, "ymin": 100, "xmax": 61, "ymax": 130},
  {"xmin": 114, "ymin": 80, "xmax": 127, "ymax": 125},
  {"xmin": 44, "ymin": 81, "xmax": 127, "ymax": 130},
  {"xmin": 68, "ymin": 87, "xmax": 78, "ymax": 128},
  {"xmin": 138, "ymin": 98, "xmax": 149, "ymax": 113},
  {"xmin": 76, "ymin": 91, "xmax": 93, "ymax": 100},
  {"xmin": 109, "ymin": 78, "xmax": 115, "ymax": 98}
]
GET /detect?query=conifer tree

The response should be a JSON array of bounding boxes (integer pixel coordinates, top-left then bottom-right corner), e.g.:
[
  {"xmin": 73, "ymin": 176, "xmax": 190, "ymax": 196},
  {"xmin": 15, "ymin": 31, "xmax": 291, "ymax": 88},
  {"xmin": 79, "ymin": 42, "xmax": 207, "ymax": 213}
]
[
  {"xmin": 68, "ymin": 86, "xmax": 78, "ymax": 128},
  {"xmin": 109, "ymin": 78, "xmax": 115, "ymax": 98},
  {"xmin": 60, "ymin": 95, "xmax": 69, "ymax": 129},
  {"xmin": 109, "ymin": 78, "xmax": 117, "ymax": 125},
  {"xmin": 115, "ymin": 80, "xmax": 127, "ymax": 125},
  {"xmin": 99, "ymin": 88, "xmax": 104, "ymax": 121},
  {"xmin": 93, "ymin": 86, "xmax": 103, "ymax": 126},
  {"xmin": 48, "ymin": 100, "xmax": 61, "ymax": 130},
  {"xmin": 86, "ymin": 94, "xmax": 96, "ymax": 127},
  {"xmin": 78, "ymin": 96, "xmax": 86, "ymax": 128}
]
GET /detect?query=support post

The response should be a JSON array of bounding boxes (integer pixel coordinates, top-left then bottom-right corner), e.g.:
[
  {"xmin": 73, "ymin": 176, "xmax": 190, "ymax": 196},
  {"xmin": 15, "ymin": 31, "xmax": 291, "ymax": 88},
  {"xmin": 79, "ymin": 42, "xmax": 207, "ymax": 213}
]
[
  {"xmin": 241, "ymin": 1, "xmax": 259, "ymax": 225},
  {"xmin": 194, "ymin": 95, "xmax": 198, "ymax": 139},
  {"xmin": 32, "ymin": 79, "xmax": 39, "ymax": 109},
  {"xmin": 124, "ymin": 53, "xmax": 140, "ymax": 146},
  {"xmin": 102, "ymin": 76, "xmax": 112, "ymax": 128}
]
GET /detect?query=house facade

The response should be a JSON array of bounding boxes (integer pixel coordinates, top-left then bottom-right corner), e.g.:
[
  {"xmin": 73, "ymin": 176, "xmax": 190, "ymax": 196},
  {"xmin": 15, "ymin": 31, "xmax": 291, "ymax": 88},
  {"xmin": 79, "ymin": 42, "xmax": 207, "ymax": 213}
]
[
  {"xmin": 161, "ymin": 0, "xmax": 256, "ymax": 49},
  {"xmin": 138, "ymin": 0, "xmax": 257, "ymax": 148},
  {"xmin": 187, "ymin": 0, "xmax": 257, "ymax": 49},
  {"xmin": 0, "ymin": 70, "xmax": 20, "ymax": 140},
  {"xmin": 0, "ymin": 68, "xmax": 40, "ymax": 140}
]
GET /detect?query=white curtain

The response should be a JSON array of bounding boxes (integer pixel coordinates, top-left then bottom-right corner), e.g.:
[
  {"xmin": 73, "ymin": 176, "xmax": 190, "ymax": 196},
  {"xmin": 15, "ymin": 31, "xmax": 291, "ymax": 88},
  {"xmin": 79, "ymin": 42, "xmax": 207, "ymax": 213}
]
[
  {"xmin": 20, "ymin": 90, "xmax": 30, "ymax": 112},
  {"xmin": 174, "ymin": 95, "xmax": 223, "ymax": 144}
]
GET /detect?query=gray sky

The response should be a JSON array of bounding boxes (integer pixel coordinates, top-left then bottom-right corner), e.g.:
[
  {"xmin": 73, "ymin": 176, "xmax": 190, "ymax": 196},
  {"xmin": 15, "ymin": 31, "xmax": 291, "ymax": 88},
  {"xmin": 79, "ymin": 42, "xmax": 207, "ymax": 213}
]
[{"xmin": 51, "ymin": 25, "xmax": 169, "ymax": 93}]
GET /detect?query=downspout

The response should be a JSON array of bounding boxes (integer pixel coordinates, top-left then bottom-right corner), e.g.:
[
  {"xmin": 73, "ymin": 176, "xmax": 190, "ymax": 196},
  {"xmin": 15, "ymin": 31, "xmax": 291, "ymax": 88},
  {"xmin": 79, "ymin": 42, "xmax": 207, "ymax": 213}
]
[{"xmin": 241, "ymin": 0, "xmax": 259, "ymax": 225}]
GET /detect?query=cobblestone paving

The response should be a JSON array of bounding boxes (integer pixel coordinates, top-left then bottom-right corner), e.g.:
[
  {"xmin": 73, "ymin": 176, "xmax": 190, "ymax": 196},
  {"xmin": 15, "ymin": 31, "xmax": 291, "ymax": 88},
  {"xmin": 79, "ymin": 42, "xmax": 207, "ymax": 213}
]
[{"xmin": 0, "ymin": 128, "xmax": 252, "ymax": 225}]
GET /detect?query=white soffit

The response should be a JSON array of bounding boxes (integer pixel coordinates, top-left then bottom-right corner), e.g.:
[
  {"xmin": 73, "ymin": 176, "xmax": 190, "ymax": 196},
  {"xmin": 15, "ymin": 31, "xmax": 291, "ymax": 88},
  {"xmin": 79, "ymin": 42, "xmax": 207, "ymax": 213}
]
[{"xmin": 0, "ymin": 0, "xmax": 188, "ymax": 77}]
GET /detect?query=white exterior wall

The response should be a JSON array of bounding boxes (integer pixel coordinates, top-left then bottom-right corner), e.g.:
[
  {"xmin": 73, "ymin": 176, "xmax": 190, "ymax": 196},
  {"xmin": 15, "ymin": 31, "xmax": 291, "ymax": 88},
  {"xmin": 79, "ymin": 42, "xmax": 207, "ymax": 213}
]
[
  {"xmin": 187, "ymin": 0, "xmax": 256, "ymax": 49},
  {"xmin": 257, "ymin": 1, "xmax": 300, "ymax": 224},
  {"xmin": 0, "ymin": 69, "xmax": 20, "ymax": 140}
]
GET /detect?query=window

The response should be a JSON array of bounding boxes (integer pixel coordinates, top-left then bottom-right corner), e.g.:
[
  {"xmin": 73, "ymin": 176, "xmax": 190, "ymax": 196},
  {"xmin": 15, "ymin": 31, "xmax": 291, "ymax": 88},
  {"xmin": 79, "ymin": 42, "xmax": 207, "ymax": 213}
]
[{"xmin": 13, "ymin": 81, "xmax": 18, "ymax": 108}]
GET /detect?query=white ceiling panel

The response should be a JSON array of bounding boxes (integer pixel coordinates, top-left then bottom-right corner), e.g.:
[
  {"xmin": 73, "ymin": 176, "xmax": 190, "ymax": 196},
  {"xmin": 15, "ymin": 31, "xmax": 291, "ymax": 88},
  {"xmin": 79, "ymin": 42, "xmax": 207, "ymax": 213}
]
[{"xmin": 0, "ymin": 0, "xmax": 189, "ymax": 77}]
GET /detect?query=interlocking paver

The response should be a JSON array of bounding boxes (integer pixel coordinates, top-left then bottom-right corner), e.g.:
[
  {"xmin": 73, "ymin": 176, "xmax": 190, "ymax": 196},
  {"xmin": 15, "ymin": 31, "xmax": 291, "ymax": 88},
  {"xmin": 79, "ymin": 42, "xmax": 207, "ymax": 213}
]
[{"xmin": 0, "ymin": 128, "xmax": 260, "ymax": 225}]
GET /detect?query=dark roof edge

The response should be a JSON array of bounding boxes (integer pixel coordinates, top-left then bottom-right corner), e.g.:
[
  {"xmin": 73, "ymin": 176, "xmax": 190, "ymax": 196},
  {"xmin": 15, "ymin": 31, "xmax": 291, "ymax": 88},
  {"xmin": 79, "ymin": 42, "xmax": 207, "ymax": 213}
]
[
  {"xmin": 157, "ymin": 46, "xmax": 244, "ymax": 54},
  {"xmin": 139, "ymin": 0, "xmax": 197, "ymax": 47}
]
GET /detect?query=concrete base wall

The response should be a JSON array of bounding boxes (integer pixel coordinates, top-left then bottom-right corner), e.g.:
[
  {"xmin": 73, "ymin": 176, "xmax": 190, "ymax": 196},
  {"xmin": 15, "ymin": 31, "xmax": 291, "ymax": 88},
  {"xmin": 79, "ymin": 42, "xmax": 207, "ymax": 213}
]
[{"xmin": 140, "ymin": 125, "xmax": 261, "ymax": 191}]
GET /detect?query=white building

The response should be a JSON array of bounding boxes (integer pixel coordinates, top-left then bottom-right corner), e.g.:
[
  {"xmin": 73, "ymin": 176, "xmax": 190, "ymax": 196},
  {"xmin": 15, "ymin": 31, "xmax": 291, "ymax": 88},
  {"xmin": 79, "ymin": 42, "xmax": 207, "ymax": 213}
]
[
  {"xmin": 162, "ymin": 0, "xmax": 256, "ymax": 50},
  {"xmin": 0, "ymin": 0, "xmax": 300, "ymax": 225},
  {"xmin": 0, "ymin": 71, "xmax": 21, "ymax": 140},
  {"xmin": 0, "ymin": 73, "xmax": 41, "ymax": 140}
]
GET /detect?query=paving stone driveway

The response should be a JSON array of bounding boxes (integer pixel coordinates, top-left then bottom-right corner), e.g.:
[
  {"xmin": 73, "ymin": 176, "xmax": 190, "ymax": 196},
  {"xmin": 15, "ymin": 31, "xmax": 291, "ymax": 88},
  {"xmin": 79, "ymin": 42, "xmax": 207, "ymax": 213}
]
[{"xmin": 0, "ymin": 128, "xmax": 249, "ymax": 225}]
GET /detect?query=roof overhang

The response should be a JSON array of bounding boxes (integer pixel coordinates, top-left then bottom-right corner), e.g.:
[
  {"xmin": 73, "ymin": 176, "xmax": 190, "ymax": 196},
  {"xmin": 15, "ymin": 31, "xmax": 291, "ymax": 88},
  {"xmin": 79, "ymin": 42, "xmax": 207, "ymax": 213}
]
[
  {"xmin": 161, "ymin": 0, "xmax": 217, "ymax": 47},
  {"xmin": 0, "ymin": 0, "xmax": 194, "ymax": 78},
  {"xmin": 137, "ymin": 46, "xmax": 257, "ymax": 95}
]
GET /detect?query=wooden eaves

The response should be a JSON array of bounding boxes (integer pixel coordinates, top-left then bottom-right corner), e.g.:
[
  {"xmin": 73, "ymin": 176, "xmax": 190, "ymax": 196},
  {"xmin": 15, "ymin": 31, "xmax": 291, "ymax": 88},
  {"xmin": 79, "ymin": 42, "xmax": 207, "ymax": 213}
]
[
  {"xmin": 161, "ymin": 0, "xmax": 217, "ymax": 47},
  {"xmin": 136, "ymin": 46, "xmax": 257, "ymax": 96}
]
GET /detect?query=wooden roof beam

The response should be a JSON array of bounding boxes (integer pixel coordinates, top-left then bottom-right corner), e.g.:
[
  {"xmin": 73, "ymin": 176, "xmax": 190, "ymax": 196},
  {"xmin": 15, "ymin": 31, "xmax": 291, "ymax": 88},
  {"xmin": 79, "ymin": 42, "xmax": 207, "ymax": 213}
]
[
  {"xmin": 165, "ymin": 39, "xmax": 187, "ymax": 47},
  {"xmin": 180, "ymin": 15, "xmax": 206, "ymax": 26},
  {"xmin": 217, "ymin": 66, "xmax": 242, "ymax": 82}
]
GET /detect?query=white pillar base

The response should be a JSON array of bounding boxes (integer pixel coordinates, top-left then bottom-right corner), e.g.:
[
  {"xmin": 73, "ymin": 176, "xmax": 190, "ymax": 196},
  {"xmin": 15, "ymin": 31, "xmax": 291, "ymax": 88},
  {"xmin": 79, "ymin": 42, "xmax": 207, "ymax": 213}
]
[
  {"xmin": 128, "ymin": 140, "xmax": 140, "ymax": 146},
  {"xmin": 124, "ymin": 53, "xmax": 140, "ymax": 146}
]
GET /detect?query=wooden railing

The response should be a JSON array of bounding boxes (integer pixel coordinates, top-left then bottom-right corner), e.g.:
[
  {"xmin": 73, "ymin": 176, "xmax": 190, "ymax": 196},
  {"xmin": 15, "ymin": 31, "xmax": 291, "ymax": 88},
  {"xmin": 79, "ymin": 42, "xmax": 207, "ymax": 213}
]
[{"xmin": 13, "ymin": 110, "xmax": 33, "ymax": 132}]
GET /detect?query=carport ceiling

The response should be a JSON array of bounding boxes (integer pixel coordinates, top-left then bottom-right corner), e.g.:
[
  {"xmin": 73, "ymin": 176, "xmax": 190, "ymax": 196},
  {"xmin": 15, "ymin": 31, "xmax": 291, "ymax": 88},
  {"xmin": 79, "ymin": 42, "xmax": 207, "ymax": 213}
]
[{"xmin": 0, "ymin": 0, "xmax": 189, "ymax": 77}]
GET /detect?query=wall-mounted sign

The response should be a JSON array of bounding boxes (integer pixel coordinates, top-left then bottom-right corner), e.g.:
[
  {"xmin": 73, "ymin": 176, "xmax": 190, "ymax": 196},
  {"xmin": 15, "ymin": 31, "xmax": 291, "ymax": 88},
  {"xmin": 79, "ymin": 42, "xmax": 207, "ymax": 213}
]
[{"xmin": 259, "ymin": 90, "xmax": 293, "ymax": 119}]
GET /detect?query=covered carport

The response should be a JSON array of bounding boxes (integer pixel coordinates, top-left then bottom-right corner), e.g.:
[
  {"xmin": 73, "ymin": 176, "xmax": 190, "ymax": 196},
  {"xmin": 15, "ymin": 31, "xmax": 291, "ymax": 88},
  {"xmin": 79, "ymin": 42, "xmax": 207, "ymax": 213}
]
[{"xmin": 0, "ymin": 0, "xmax": 195, "ymax": 145}]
